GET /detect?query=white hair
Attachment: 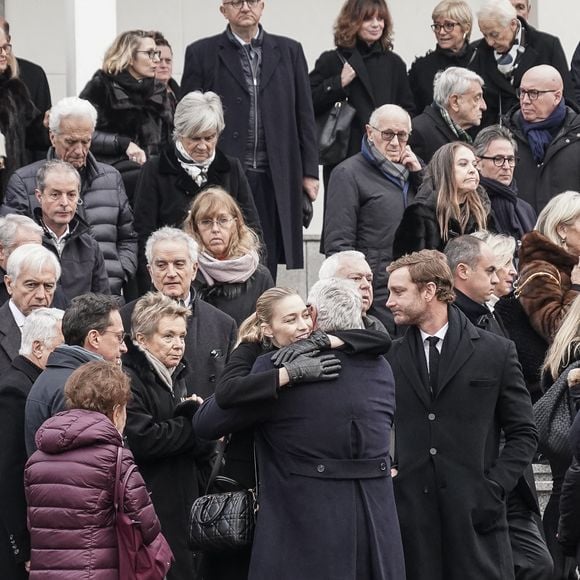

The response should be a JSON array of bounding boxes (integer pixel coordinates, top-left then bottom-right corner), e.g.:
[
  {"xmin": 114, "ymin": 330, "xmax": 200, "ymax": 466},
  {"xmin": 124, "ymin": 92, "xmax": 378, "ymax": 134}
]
[
  {"xmin": 319, "ymin": 250, "xmax": 368, "ymax": 280},
  {"xmin": 6, "ymin": 244, "xmax": 61, "ymax": 282},
  {"xmin": 369, "ymin": 104, "xmax": 411, "ymax": 130},
  {"xmin": 49, "ymin": 97, "xmax": 98, "ymax": 134},
  {"xmin": 433, "ymin": 67, "xmax": 484, "ymax": 108},
  {"xmin": 173, "ymin": 91, "xmax": 225, "ymax": 141},
  {"xmin": 0, "ymin": 214, "xmax": 43, "ymax": 250},
  {"xmin": 145, "ymin": 227, "xmax": 199, "ymax": 265},
  {"xmin": 307, "ymin": 278, "xmax": 364, "ymax": 332},
  {"xmin": 477, "ymin": 0, "xmax": 517, "ymax": 26},
  {"xmin": 19, "ymin": 307, "xmax": 64, "ymax": 356}
]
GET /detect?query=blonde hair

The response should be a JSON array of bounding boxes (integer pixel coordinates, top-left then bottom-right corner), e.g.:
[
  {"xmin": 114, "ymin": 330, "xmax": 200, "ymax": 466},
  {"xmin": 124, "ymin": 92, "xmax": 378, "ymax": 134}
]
[
  {"xmin": 543, "ymin": 294, "xmax": 580, "ymax": 380},
  {"xmin": 183, "ymin": 186, "xmax": 260, "ymax": 258},
  {"xmin": 131, "ymin": 291, "xmax": 190, "ymax": 341},
  {"xmin": 432, "ymin": 0, "xmax": 473, "ymax": 41},
  {"xmin": 102, "ymin": 30, "xmax": 154, "ymax": 75},
  {"xmin": 237, "ymin": 287, "xmax": 300, "ymax": 347},
  {"xmin": 427, "ymin": 142, "xmax": 488, "ymax": 242},
  {"xmin": 535, "ymin": 191, "xmax": 580, "ymax": 247},
  {"xmin": 471, "ymin": 230, "xmax": 516, "ymax": 268}
]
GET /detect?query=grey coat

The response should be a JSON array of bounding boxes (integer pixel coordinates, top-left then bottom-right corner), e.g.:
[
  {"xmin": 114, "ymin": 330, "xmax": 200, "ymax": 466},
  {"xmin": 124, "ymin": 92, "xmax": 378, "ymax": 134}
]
[{"xmin": 2, "ymin": 149, "xmax": 137, "ymax": 295}]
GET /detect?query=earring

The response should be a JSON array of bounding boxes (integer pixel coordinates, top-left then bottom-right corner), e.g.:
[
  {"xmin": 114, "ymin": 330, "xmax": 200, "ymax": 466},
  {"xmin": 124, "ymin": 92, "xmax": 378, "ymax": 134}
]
[{"xmin": 559, "ymin": 236, "xmax": 566, "ymax": 246}]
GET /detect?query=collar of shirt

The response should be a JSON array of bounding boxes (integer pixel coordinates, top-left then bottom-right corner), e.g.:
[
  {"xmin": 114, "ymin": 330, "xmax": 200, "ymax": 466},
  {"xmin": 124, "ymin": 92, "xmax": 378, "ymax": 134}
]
[
  {"xmin": 232, "ymin": 27, "xmax": 260, "ymax": 47},
  {"xmin": 420, "ymin": 323, "xmax": 449, "ymax": 353},
  {"xmin": 9, "ymin": 299, "xmax": 27, "ymax": 329}
]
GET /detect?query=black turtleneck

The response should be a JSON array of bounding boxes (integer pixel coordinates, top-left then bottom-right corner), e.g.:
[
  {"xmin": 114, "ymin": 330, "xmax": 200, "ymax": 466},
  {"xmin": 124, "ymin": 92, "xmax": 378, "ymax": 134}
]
[{"xmin": 453, "ymin": 288, "xmax": 508, "ymax": 338}]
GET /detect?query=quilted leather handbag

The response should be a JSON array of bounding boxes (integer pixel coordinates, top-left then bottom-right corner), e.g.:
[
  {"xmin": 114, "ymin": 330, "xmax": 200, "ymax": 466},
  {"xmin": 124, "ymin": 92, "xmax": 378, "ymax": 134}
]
[{"xmin": 188, "ymin": 439, "xmax": 258, "ymax": 552}]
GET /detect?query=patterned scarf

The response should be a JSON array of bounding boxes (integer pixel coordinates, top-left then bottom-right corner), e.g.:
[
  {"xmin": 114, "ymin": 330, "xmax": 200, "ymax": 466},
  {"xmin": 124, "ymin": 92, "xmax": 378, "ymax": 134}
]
[
  {"xmin": 175, "ymin": 140, "xmax": 216, "ymax": 186},
  {"xmin": 361, "ymin": 136, "xmax": 409, "ymax": 188},
  {"xmin": 494, "ymin": 22, "xmax": 524, "ymax": 80},
  {"xmin": 437, "ymin": 105, "xmax": 473, "ymax": 143}
]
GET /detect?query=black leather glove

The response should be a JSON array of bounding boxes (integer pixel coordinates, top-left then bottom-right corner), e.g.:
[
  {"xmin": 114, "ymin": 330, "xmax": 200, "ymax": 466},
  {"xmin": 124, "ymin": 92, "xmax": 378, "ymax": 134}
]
[
  {"xmin": 271, "ymin": 329, "xmax": 332, "ymax": 366},
  {"xmin": 283, "ymin": 353, "xmax": 341, "ymax": 384},
  {"xmin": 302, "ymin": 192, "xmax": 313, "ymax": 228},
  {"xmin": 173, "ymin": 398, "xmax": 202, "ymax": 419}
]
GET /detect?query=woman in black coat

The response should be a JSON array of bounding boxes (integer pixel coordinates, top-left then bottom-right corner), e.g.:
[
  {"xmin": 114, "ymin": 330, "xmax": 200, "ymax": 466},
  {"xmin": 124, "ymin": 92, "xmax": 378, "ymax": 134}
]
[
  {"xmin": 309, "ymin": 0, "xmax": 414, "ymax": 188},
  {"xmin": 79, "ymin": 30, "xmax": 173, "ymax": 202},
  {"xmin": 393, "ymin": 142, "xmax": 492, "ymax": 258},
  {"xmin": 133, "ymin": 90, "xmax": 262, "ymax": 294},
  {"xmin": 123, "ymin": 292, "xmax": 213, "ymax": 580},
  {"xmin": 408, "ymin": 0, "xmax": 476, "ymax": 115},
  {"xmin": 183, "ymin": 186, "xmax": 272, "ymax": 326}
]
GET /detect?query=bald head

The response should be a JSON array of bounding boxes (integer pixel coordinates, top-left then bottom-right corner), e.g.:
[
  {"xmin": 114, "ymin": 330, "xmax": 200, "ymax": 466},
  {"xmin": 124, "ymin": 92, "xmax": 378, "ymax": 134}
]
[{"xmin": 519, "ymin": 65, "xmax": 563, "ymax": 123}]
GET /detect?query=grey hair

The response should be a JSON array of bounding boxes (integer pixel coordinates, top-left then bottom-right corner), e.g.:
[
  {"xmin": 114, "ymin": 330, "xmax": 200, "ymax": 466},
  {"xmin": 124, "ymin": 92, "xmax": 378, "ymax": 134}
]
[
  {"xmin": 49, "ymin": 97, "xmax": 98, "ymax": 134},
  {"xmin": 536, "ymin": 191, "xmax": 580, "ymax": 246},
  {"xmin": 433, "ymin": 67, "xmax": 484, "ymax": 108},
  {"xmin": 6, "ymin": 243, "xmax": 61, "ymax": 282},
  {"xmin": 131, "ymin": 291, "xmax": 190, "ymax": 340},
  {"xmin": 19, "ymin": 307, "xmax": 64, "ymax": 356},
  {"xmin": 307, "ymin": 278, "xmax": 364, "ymax": 332},
  {"xmin": 35, "ymin": 160, "xmax": 81, "ymax": 192},
  {"xmin": 473, "ymin": 124, "xmax": 518, "ymax": 156},
  {"xmin": 477, "ymin": 0, "xmax": 517, "ymax": 26},
  {"xmin": 444, "ymin": 235, "xmax": 486, "ymax": 272},
  {"xmin": 471, "ymin": 230, "xmax": 516, "ymax": 268},
  {"xmin": 0, "ymin": 214, "xmax": 43, "ymax": 250},
  {"xmin": 368, "ymin": 104, "xmax": 411, "ymax": 130},
  {"xmin": 145, "ymin": 226, "xmax": 199, "ymax": 265},
  {"xmin": 173, "ymin": 91, "xmax": 225, "ymax": 141},
  {"xmin": 318, "ymin": 250, "xmax": 367, "ymax": 280}
]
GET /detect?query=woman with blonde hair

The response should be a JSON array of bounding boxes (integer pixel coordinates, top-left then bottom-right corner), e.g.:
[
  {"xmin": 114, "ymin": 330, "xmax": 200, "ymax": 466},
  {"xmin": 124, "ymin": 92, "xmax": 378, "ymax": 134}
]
[
  {"xmin": 183, "ymin": 186, "xmax": 272, "ymax": 325},
  {"xmin": 393, "ymin": 142, "xmax": 491, "ymax": 258},
  {"xmin": 79, "ymin": 29, "xmax": 173, "ymax": 201}
]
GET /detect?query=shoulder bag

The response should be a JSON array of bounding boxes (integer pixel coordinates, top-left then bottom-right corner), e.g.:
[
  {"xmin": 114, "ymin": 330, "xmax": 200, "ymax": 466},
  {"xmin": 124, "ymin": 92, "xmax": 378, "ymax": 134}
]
[
  {"xmin": 114, "ymin": 447, "xmax": 174, "ymax": 580},
  {"xmin": 316, "ymin": 50, "xmax": 356, "ymax": 166},
  {"xmin": 188, "ymin": 438, "xmax": 258, "ymax": 552}
]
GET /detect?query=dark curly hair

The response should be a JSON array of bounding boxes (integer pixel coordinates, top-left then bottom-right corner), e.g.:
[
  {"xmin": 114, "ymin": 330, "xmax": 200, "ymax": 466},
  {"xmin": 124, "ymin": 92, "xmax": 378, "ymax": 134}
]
[{"xmin": 334, "ymin": 0, "xmax": 393, "ymax": 51}]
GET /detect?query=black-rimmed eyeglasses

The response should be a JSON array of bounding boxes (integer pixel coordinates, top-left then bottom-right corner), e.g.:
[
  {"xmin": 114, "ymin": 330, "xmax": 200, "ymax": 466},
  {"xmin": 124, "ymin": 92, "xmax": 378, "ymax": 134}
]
[
  {"xmin": 223, "ymin": 0, "xmax": 260, "ymax": 9},
  {"xmin": 479, "ymin": 155, "xmax": 519, "ymax": 167},
  {"xmin": 0, "ymin": 44, "xmax": 12, "ymax": 55},
  {"xmin": 430, "ymin": 22, "xmax": 460, "ymax": 33},
  {"xmin": 136, "ymin": 49, "xmax": 161, "ymax": 60},
  {"xmin": 515, "ymin": 88, "xmax": 557, "ymax": 101},
  {"xmin": 369, "ymin": 126, "xmax": 411, "ymax": 143}
]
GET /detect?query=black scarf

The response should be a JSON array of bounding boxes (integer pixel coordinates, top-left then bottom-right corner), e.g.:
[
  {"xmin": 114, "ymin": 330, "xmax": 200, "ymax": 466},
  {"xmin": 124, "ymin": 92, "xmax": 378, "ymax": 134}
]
[{"xmin": 113, "ymin": 70, "xmax": 156, "ymax": 100}]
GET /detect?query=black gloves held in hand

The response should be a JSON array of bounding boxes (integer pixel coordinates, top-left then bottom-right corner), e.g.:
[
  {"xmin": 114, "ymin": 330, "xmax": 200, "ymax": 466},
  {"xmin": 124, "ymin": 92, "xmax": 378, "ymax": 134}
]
[
  {"xmin": 283, "ymin": 353, "xmax": 341, "ymax": 384},
  {"xmin": 173, "ymin": 398, "xmax": 202, "ymax": 419},
  {"xmin": 271, "ymin": 329, "xmax": 332, "ymax": 366},
  {"xmin": 302, "ymin": 193, "xmax": 314, "ymax": 228}
]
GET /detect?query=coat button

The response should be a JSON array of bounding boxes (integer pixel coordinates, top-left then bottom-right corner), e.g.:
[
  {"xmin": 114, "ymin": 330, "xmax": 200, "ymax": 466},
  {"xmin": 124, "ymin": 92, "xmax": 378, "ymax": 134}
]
[
  {"xmin": 209, "ymin": 374, "xmax": 216, "ymax": 382},
  {"xmin": 428, "ymin": 413, "xmax": 436, "ymax": 421},
  {"xmin": 316, "ymin": 464, "xmax": 326, "ymax": 473},
  {"xmin": 429, "ymin": 447, "xmax": 437, "ymax": 455},
  {"xmin": 379, "ymin": 461, "xmax": 387, "ymax": 471},
  {"xmin": 233, "ymin": 131, "xmax": 239, "ymax": 139},
  {"xmin": 325, "ymin": 85, "xmax": 332, "ymax": 92},
  {"xmin": 236, "ymin": 97, "xmax": 242, "ymax": 103}
]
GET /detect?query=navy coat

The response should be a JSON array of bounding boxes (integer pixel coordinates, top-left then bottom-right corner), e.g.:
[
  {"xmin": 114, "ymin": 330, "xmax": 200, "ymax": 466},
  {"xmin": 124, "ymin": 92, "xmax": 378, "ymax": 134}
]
[
  {"xmin": 193, "ymin": 351, "xmax": 405, "ymax": 580},
  {"xmin": 181, "ymin": 29, "xmax": 319, "ymax": 269}
]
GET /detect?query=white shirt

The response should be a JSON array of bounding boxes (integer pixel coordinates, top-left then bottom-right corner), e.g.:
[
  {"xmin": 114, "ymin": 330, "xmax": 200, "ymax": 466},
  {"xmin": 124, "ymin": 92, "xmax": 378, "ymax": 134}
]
[
  {"xmin": 46, "ymin": 225, "xmax": 70, "ymax": 257},
  {"xmin": 419, "ymin": 323, "xmax": 449, "ymax": 373},
  {"xmin": 8, "ymin": 299, "xmax": 26, "ymax": 330}
]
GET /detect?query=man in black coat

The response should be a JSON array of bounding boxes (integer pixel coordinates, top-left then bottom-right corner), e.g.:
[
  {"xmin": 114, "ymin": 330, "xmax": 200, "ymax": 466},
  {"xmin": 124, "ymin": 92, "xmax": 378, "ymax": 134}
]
[
  {"xmin": 445, "ymin": 235, "xmax": 553, "ymax": 579},
  {"xmin": 386, "ymin": 250, "xmax": 538, "ymax": 580},
  {"xmin": 181, "ymin": 0, "xmax": 319, "ymax": 277},
  {"xmin": 470, "ymin": 2, "xmax": 575, "ymax": 127},
  {"xmin": 410, "ymin": 66, "xmax": 487, "ymax": 164},
  {"xmin": 502, "ymin": 65, "xmax": 580, "ymax": 213},
  {"xmin": 121, "ymin": 227, "xmax": 236, "ymax": 399},
  {"xmin": 0, "ymin": 308, "xmax": 63, "ymax": 579}
]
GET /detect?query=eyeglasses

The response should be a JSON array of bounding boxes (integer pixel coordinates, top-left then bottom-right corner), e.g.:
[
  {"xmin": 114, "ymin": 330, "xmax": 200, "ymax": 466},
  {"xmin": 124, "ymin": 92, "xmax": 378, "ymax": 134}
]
[
  {"xmin": 43, "ymin": 191, "xmax": 79, "ymax": 202},
  {"xmin": 430, "ymin": 22, "xmax": 460, "ymax": 33},
  {"xmin": 479, "ymin": 155, "xmax": 519, "ymax": 167},
  {"xmin": 515, "ymin": 88, "xmax": 557, "ymax": 101},
  {"xmin": 0, "ymin": 44, "xmax": 12, "ymax": 55},
  {"xmin": 223, "ymin": 0, "xmax": 260, "ymax": 9},
  {"xmin": 101, "ymin": 330, "xmax": 129, "ymax": 344},
  {"xmin": 136, "ymin": 49, "xmax": 161, "ymax": 60},
  {"xmin": 369, "ymin": 125, "xmax": 411, "ymax": 143},
  {"xmin": 197, "ymin": 216, "xmax": 236, "ymax": 229}
]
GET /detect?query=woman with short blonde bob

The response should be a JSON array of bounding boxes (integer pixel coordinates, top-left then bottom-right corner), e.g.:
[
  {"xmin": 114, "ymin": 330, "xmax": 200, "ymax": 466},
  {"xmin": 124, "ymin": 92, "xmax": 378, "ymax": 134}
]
[
  {"xmin": 393, "ymin": 142, "xmax": 491, "ymax": 257},
  {"xmin": 183, "ymin": 186, "xmax": 273, "ymax": 325}
]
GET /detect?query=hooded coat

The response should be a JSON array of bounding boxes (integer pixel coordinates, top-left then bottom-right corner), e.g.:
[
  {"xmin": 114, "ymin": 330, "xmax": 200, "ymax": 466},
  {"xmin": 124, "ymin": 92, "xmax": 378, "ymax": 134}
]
[{"xmin": 25, "ymin": 409, "xmax": 163, "ymax": 580}]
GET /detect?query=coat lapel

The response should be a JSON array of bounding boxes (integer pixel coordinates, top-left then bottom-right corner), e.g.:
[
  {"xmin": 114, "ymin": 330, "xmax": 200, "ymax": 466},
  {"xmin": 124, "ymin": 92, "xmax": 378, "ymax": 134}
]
[
  {"xmin": 0, "ymin": 303, "xmax": 20, "ymax": 363},
  {"xmin": 260, "ymin": 32, "xmax": 280, "ymax": 93},
  {"xmin": 218, "ymin": 33, "xmax": 249, "ymax": 94},
  {"xmin": 347, "ymin": 49, "xmax": 376, "ymax": 107},
  {"xmin": 397, "ymin": 328, "xmax": 432, "ymax": 408}
]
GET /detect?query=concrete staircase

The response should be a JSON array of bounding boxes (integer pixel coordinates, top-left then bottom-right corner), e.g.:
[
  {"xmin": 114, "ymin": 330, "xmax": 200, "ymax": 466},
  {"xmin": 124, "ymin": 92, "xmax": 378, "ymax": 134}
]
[{"xmin": 534, "ymin": 462, "xmax": 553, "ymax": 515}]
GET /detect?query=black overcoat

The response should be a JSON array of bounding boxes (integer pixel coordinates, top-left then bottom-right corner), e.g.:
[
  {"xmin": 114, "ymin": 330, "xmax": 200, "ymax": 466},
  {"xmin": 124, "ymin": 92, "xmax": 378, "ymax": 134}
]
[
  {"xmin": 409, "ymin": 104, "xmax": 457, "ymax": 164},
  {"xmin": 181, "ymin": 29, "xmax": 319, "ymax": 269},
  {"xmin": 193, "ymin": 351, "xmax": 405, "ymax": 580},
  {"xmin": 387, "ymin": 305, "xmax": 537, "ymax": 580},
  {"xmin": 0, "ymin": 301, "xmax": 21, "ymax": 374}
]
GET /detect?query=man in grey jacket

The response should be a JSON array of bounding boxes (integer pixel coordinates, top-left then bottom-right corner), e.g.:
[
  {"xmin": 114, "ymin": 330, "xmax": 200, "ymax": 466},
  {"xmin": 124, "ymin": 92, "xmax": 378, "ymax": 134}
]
[{"xmin": 2, "ymin": 96, "xmax": 137, "ymax": 298}]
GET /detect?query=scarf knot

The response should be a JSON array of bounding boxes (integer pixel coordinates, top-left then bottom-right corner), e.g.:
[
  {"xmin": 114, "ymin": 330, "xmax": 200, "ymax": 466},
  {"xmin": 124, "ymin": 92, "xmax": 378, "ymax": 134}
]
[{"xmin": 175, "ymin": 141, "xmax": 215, "ymax": 186}]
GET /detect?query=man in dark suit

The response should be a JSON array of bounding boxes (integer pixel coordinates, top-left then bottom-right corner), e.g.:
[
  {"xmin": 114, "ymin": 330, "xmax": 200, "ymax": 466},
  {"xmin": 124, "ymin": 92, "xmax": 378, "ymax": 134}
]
[
  {"xmin": 386, "ymin": 249, "xmax": 537, "ymax": 580},
  {"xmin": 0, "ymin": 308, "xmax": 63, "ymax": 579},
  {"xmin": 0, "ymin": 243, "xmax": 60, "ymax": 374},
  {"xmin": 121, "ymin": 227, "xmax": 236, "ymax": 399},
  {"xmin": 409, "ymin": 67, "xmax": 487, "ymax": 163},
  {"xmin": 181, "ymin": 0, "xmax": 319, "ymax": 278},
  {"xmin": 445, "ymin": 235, "xmax": 553, "ymax": 579}
]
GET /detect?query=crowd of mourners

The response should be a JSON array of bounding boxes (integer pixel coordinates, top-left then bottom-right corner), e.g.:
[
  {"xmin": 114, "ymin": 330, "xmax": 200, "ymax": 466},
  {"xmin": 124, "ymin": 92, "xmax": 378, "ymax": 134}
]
[{"xmin": 5, "ymin": 0, "xmax": 580, "ymax": 578}]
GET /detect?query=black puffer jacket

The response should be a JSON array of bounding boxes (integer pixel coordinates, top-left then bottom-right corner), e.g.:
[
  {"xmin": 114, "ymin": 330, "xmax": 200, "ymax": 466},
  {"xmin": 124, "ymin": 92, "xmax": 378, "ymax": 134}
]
[{"xmin": 3, "ymin": 148, "xmax": 137, "ymax": 295}]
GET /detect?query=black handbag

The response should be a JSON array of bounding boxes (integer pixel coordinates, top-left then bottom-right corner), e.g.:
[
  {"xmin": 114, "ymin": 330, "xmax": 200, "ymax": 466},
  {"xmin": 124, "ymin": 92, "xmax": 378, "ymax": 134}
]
[
  {"xmin": 316, "ymin": 51, "xmax": 356, "ymax": 166},
  {"xmin": 188, "ymin": 439, "xmax": 258, "ymax": 553}
]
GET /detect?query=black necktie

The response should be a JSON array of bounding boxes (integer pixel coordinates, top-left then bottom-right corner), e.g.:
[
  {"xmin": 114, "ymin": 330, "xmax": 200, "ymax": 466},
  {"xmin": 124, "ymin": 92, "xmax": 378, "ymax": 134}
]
[{"xmin": 426, "ymin": 336, "xmax": 440, "ymax": 396}]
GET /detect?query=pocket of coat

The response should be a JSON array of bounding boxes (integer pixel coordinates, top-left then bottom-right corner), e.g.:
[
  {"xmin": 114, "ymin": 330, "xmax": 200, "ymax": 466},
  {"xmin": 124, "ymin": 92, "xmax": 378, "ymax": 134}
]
[{"xmin": 469, "ymin": 379, "xmax": 496, "ymax": 388}]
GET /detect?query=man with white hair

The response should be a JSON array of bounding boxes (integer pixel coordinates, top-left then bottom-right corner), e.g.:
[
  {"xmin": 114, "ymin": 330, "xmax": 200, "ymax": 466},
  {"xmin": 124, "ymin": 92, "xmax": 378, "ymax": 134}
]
[
  {"xmin": 409, "ymin": 67, "xmax": 486, "ymax": 164},
  {"xmin": 120, "ymin": 227, "xmax": 237, "ymax": 398},
  {"xmin": 470, "ymin": 0, "xmax": 574, "ymax": 127},
  {"xmin": 324, "ymin": 104, "xmax": 422, "ymax": 335},
  {"xmin": 0, "ymin": 243, "xmax": 61, "ymax": 374},
  {"xmin": 2, "ymin": 96, "xmax": 137, "ymax": 298},
  {"xmin": 0, "ymin": 307, "xmax": 63, "ymax": 577}
]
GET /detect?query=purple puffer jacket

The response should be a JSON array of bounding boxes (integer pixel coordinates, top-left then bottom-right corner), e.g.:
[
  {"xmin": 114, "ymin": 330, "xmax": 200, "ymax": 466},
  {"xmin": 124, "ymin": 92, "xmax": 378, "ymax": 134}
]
[{"xmin": 25, "ymin": 409, "xmax": 162, "ymax": 579}]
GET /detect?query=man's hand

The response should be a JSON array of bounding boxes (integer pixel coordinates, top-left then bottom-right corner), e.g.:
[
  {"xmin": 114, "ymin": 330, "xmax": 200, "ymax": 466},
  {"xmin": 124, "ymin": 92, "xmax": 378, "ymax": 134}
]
[
  {"xmin": 400, "ymin": 145, "xmax": 422, "ymax": 172},
  {"xmin": 303, "ymin": 176, "xmax": 319, "ymax": 201}
]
